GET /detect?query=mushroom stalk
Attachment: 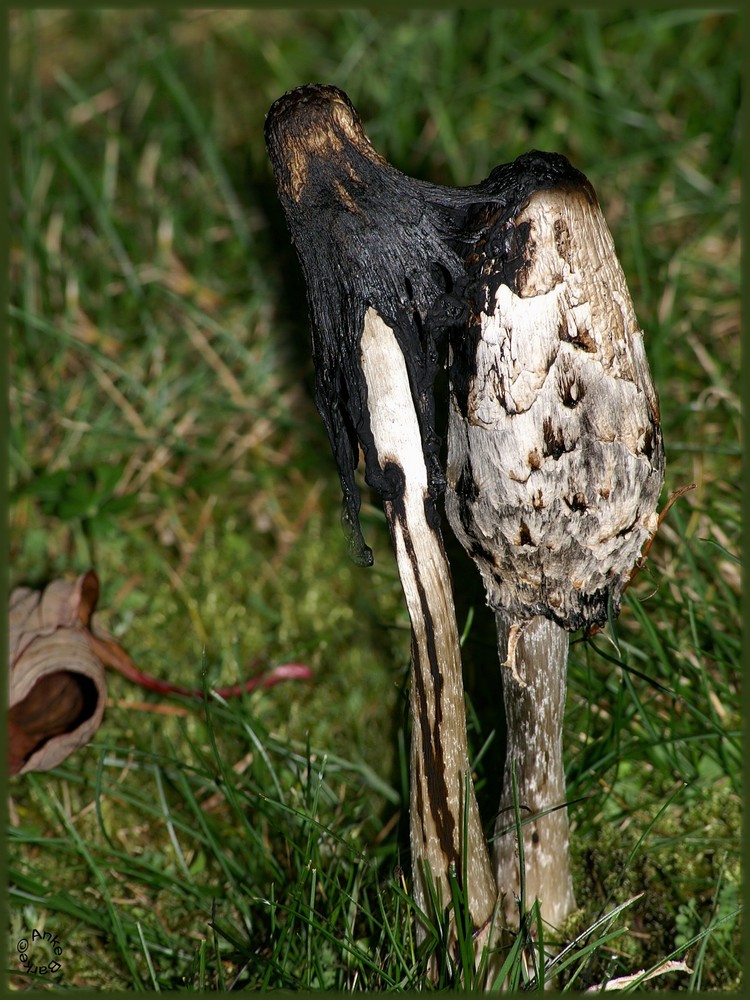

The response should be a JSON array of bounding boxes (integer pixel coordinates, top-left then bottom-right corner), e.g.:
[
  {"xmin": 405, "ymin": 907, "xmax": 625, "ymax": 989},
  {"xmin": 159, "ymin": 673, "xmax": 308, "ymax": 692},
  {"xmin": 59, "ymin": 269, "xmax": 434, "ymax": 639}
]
[
  {"xmin": 492, "ymin": 613, "xmax": 575, "ymax": 931},
  {"xmin": 359, "ymin": 308, "xmax": 497, "ymax": 943}
]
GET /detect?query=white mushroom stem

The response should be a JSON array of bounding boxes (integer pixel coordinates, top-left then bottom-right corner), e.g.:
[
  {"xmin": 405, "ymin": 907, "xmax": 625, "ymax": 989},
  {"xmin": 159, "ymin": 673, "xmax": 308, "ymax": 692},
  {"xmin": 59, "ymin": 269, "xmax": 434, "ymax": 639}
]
[
  {"xmin": 360, "ymin": 307, "xmax": 498, "ymax": 948},
  {"xmin": 493, "ymin": 612, "xmax": 576, "ymax": 933}
]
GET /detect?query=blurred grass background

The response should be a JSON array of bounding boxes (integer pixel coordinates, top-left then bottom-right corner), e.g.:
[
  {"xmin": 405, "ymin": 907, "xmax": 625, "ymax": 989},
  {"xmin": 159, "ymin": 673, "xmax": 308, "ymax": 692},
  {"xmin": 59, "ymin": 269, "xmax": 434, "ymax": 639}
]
[{"xmin": 8, "ymin": 8, "xmax": 741, "ymax": 991}]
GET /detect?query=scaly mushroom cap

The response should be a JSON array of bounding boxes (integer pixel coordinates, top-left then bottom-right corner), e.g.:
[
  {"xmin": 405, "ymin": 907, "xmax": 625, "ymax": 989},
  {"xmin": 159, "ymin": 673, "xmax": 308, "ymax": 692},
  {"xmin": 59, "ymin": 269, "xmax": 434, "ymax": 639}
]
[{"xmin": 446, "ymin": 161, "xmax": 665, "ymax": 631}]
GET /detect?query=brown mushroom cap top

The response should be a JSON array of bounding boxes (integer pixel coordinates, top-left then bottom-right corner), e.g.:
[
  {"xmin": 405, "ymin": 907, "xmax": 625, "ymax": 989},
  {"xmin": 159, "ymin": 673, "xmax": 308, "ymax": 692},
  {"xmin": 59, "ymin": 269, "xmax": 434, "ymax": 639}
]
[{"xmin": 265, "ymin": 84, "xmax": 386, "ymax": 206}]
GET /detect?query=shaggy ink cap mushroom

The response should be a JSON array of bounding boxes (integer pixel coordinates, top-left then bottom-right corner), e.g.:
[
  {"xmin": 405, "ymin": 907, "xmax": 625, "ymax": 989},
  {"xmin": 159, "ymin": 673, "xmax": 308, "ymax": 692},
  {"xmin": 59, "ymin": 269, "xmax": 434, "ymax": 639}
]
[
  {"xmin": 265, "ymin": 84, "xmax": 467, "ymax": 566},
  {"xmin": 266, "ymin": 86, "xmax": 505, "ymax": 950}
]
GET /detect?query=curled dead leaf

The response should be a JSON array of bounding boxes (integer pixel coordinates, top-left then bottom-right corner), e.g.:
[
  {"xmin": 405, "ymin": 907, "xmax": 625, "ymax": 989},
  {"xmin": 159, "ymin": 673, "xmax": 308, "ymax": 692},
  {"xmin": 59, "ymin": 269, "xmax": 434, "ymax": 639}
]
[{"xmin": 9, "ymin": 570, "xmax": 106, "ymax": 775}]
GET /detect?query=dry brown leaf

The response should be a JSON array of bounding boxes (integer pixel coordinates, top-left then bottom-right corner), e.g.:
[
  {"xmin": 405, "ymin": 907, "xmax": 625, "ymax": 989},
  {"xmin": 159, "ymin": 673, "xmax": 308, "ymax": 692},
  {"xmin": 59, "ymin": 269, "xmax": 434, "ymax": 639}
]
[
  {"xmin": 584, "ymin": 959, "xmax": 693, "ymax": 991},
  {"xmin": 9, "ymin": 570, "xmax": 106, "ymax": 775}
]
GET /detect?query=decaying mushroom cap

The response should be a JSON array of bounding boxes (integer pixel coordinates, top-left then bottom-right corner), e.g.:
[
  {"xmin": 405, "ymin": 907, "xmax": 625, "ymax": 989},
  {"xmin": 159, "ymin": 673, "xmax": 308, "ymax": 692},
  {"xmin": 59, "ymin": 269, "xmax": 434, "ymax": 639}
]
[{"xmin": 266, "ymin": 84, "xmax": 466, "ymax": 566}]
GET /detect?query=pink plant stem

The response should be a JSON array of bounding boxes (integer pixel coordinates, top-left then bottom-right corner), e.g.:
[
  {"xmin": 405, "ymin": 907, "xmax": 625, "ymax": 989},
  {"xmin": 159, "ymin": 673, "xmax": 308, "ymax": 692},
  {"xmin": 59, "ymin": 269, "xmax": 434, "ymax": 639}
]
[{"xmin": 87, "ymin": 632, "xmax": 312, "ymax": 701}]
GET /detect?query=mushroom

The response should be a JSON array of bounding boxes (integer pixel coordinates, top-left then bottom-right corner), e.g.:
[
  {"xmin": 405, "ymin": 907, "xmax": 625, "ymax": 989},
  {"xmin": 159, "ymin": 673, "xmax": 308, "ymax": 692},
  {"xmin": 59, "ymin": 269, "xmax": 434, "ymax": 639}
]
[
  {"xmin": 265, "ymin": 85, "xmax": 498, "ymax": 954},
  {"xmin": 444, "ymin": 156, "xmax": 665, "ymax": 934},
  {"xmin": 264, "ymin": 84, "xmax": 664, "ymax": 969}
]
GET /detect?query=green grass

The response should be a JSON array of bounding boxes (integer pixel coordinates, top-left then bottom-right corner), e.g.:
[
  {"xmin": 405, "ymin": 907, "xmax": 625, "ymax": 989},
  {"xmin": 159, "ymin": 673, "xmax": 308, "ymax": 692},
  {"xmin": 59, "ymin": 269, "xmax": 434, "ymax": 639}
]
[{"xmin": 8, "ymin": 8, "xmax": 741, "ymax": 991}]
